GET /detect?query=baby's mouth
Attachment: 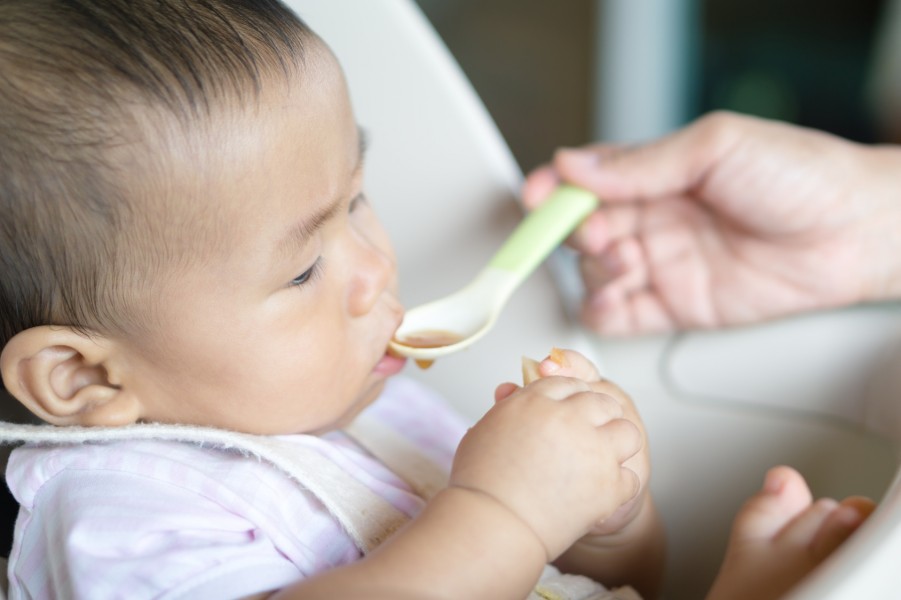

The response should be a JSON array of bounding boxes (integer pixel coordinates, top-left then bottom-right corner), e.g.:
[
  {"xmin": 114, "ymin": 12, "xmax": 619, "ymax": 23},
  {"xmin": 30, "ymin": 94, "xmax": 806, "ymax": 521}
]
[{"xmin": 373, "ymin": 351, "xmax": 407, "ymax": 376}]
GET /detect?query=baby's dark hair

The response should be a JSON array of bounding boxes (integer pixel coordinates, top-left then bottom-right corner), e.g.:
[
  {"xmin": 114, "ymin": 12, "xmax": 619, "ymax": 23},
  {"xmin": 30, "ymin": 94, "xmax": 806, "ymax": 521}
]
[{"xmin": 0, "ymin": 0, "xmax": 313, "ymax": 383}]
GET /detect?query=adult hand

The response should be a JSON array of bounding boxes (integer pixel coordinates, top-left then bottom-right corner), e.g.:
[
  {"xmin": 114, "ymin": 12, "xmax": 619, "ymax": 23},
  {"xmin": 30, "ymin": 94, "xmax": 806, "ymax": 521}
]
[{"xmin": 523, "ymin": 111, "xmax": 901, "ymax": 335}]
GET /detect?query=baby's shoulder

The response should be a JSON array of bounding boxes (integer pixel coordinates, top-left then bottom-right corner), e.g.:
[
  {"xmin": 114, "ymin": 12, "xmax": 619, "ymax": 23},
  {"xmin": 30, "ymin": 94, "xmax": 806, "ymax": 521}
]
[{"xmin": 7, "ymin": 438, "xmax": 282, "ymax": 510}]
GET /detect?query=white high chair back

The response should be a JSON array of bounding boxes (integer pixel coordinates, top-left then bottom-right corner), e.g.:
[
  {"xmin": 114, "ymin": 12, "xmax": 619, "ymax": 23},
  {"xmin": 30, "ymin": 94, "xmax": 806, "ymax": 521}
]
[{"xmin": 291, "ymin": 2, "xmax": 901, "ymax": 599}]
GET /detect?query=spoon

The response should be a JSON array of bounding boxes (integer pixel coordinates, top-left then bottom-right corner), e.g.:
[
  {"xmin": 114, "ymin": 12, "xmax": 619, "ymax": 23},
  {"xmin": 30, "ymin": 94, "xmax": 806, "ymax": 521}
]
[{"xmin": 389, "ymin": 185, "xmax": 599, "ymax": 361}]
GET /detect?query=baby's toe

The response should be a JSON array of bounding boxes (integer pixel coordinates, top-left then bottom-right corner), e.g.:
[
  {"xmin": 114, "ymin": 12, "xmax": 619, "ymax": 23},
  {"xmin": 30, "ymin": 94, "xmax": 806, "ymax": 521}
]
[
  {"xmin": 731, "ymin": 466, "xmax": 813, "ymax": 543},
  {"xmin": 809, "ymin": 498, "xmax": 875, "ymax": 561}
]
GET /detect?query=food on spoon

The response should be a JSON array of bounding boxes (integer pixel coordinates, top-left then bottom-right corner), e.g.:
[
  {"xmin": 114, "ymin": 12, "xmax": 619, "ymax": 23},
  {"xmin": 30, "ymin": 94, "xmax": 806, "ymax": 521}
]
[{"xmin": 393, "ymin": 329, "xmax": 465, "ymax": 369}]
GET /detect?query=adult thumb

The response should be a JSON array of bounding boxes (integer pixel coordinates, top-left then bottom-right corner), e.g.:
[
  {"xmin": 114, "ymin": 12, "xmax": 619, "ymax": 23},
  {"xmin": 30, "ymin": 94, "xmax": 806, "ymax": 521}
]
[{"xmin": 553, "ymin": 111, "xmax": 746, "ymax": 203}]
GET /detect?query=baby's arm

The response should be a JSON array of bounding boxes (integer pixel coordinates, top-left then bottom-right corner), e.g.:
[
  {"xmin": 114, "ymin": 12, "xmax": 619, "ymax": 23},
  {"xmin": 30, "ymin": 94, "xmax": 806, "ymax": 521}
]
[
  {"xmin": 519, "ymin": 349, "xmax": 665, "ymax": 599},
  {"xmin": 266, "ymin": 372, "xmax": 642, "ymax": 600}
]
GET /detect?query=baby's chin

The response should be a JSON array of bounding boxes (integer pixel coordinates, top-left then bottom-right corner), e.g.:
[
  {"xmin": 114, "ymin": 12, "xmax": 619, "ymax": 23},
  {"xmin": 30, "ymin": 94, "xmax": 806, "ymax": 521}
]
[{"xmin": 310, "ymin": 378, "xmax": 390, "ymax": 436}]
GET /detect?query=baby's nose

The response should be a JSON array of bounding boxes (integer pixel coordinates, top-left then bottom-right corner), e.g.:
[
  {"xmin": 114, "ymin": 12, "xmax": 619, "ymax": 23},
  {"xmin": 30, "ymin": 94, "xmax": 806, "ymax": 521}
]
[{"xmin": 347, "ymin": 243, "xmax": 396, "ymax": 317}]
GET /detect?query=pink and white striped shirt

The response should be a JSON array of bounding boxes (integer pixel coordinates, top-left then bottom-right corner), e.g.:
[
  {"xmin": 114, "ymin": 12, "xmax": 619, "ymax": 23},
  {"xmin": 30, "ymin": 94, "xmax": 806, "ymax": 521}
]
[{"xmin": 5, "ymin": 377, "xmax": 469, "ymax": 599}]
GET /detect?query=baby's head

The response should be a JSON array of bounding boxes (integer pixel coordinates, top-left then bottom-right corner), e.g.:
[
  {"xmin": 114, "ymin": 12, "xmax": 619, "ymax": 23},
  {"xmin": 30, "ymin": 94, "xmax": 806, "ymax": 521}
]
[{"xmin": 0, "ymin": 0, "xmax": 405, "ymax": 433}]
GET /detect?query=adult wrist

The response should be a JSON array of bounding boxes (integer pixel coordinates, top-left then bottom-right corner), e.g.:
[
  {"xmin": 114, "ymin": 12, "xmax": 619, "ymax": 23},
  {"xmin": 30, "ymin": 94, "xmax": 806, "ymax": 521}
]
[{"xmin": 856, "ymin": 145, "xmax": 901, "ymax": 303}]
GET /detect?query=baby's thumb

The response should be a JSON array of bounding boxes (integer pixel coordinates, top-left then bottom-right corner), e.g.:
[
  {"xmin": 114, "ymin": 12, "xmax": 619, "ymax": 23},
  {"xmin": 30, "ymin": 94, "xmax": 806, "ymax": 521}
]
[{"xmin": 537, "ymin": 348, "xmax": 602, "ymax": 382}]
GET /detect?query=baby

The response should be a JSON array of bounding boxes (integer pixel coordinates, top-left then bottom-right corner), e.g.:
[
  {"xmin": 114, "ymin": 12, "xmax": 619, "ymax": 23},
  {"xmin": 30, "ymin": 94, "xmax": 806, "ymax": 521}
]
[{"xmin": 0, "ymin": 1, "xmax": 874, "ymax": 599}]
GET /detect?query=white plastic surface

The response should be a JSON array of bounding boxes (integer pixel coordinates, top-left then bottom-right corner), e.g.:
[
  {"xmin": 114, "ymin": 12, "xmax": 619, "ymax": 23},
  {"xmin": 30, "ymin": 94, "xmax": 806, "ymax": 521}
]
[{"xmin": 288, "ymin": 2, "xmax": 901, "ymax": 598}]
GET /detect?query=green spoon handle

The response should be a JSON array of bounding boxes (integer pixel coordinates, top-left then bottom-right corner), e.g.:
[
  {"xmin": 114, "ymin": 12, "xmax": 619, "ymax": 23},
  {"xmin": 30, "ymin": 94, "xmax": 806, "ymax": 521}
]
[{"xmin": 488, "ymin": 185, "xmax": 599, "ymax": 282}]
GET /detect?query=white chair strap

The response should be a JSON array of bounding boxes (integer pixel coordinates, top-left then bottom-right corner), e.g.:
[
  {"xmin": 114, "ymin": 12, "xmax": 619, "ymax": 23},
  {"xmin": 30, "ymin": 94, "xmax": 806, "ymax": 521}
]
[
  {"xmin": 0, "ymin": 422, "xmax": 409, "ymax": 554},
  {"xmin": 342, "ymin": 414, "xmax": 449, "ymax": 501}
]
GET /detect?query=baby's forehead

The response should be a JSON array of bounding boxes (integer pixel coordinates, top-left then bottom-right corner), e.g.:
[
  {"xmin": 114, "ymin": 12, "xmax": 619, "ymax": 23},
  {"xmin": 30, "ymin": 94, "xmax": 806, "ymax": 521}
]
[{"xmin": 123, "ymin": 56, "xmax": 353, "ymax": 255}]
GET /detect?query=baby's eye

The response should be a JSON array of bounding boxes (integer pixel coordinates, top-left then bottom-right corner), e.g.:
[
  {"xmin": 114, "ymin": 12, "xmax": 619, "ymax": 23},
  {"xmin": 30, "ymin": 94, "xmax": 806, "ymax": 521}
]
[
  {"xmin": 349, "ymin": 192, "xmax": 367, "ymax": 213},
  {"xmin": 289, "ymin": 257, "xmax": 323, "ymax": 288}
]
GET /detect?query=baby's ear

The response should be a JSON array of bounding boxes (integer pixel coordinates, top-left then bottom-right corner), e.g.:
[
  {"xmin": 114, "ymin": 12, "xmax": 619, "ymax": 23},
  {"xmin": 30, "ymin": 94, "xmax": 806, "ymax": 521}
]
[{"xmin": 0, "ymin": 326, "xmax": 141, "ymax": 427}]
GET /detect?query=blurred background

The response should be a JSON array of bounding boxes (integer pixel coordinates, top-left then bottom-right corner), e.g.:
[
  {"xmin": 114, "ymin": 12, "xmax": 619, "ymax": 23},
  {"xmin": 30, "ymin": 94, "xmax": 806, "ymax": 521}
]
[{"xmin": 414, "ymin": 0, "xmax": 900, "ymax": 174}]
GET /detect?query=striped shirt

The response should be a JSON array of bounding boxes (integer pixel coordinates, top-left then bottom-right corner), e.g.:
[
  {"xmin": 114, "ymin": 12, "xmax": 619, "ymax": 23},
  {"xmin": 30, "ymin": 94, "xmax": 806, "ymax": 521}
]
[{"xmin": 5, "ymin": 377, "xmax": 469, "ymax": 599}]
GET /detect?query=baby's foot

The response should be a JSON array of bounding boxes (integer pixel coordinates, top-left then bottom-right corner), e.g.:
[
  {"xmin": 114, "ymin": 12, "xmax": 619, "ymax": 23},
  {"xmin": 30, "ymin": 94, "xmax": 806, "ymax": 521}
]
[{"xmin": 706, "ymin": 466, "xmax": 875, "ymax": 600}]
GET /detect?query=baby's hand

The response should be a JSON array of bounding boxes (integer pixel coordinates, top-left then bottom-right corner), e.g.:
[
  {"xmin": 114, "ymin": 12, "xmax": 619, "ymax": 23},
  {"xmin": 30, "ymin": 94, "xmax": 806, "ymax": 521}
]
[
  {"xmin": 450, "ymin": 361, "xmax": 642, "ymax": 560},
  {"xmin": 500, "ymin": 349, "xmax": 652, "ymax": 537}
]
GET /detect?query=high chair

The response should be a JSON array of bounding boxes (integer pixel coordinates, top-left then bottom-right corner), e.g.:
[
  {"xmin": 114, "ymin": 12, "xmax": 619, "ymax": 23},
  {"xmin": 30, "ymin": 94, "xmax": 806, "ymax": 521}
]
[{"xmin": 292, "ymin": 1, "xmax": 901, "ymax": 598}]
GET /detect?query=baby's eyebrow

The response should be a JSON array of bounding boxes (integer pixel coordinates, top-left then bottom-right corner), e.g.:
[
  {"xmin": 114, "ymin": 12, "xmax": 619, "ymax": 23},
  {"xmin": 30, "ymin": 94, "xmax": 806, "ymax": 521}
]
[
  {"xmin": 275, "ymin": 126, "xmax": 368, "ymax": 261},
  {"xmin": 276, "ymin": 197, "xmax": 342, "ymax": 262}
]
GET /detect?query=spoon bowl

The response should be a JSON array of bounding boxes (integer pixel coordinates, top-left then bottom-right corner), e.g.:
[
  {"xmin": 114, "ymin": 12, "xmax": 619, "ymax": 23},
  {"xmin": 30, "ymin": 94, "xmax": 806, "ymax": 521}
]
[{"xmin": 389, "ymin": 186, "xmax": 599, "ymax": 360}]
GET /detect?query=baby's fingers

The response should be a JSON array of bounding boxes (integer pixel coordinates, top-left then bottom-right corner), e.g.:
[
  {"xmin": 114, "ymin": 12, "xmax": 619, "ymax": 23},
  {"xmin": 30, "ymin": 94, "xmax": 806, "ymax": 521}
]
[
  {"xmin": 494, "ymin": 382, "xmax": 519, "ymax": 403},
  {"xmin": 566, "ymin": 391, "xmax": 625, "ymax": 426},
  {"xmin": 599, "ymin": 417, "xmax": 643, "ymax": 463},
  {"xmin": 614, "ymin": 466, "xmax": 642, "ymax": 507}
]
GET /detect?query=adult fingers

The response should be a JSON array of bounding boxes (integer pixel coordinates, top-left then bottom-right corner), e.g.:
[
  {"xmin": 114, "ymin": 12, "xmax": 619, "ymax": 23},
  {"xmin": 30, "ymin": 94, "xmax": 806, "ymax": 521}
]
[
  {"xmin": 580, "ymin": 285, "xmax": 676, "ymax": 337},
  {"xmin": 522, "ymin": 144, "xmax": 628, "ymax": 210},
  {"xmin": 521, "ymin": 164, "xmax": 560, "ymax": 209}
]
